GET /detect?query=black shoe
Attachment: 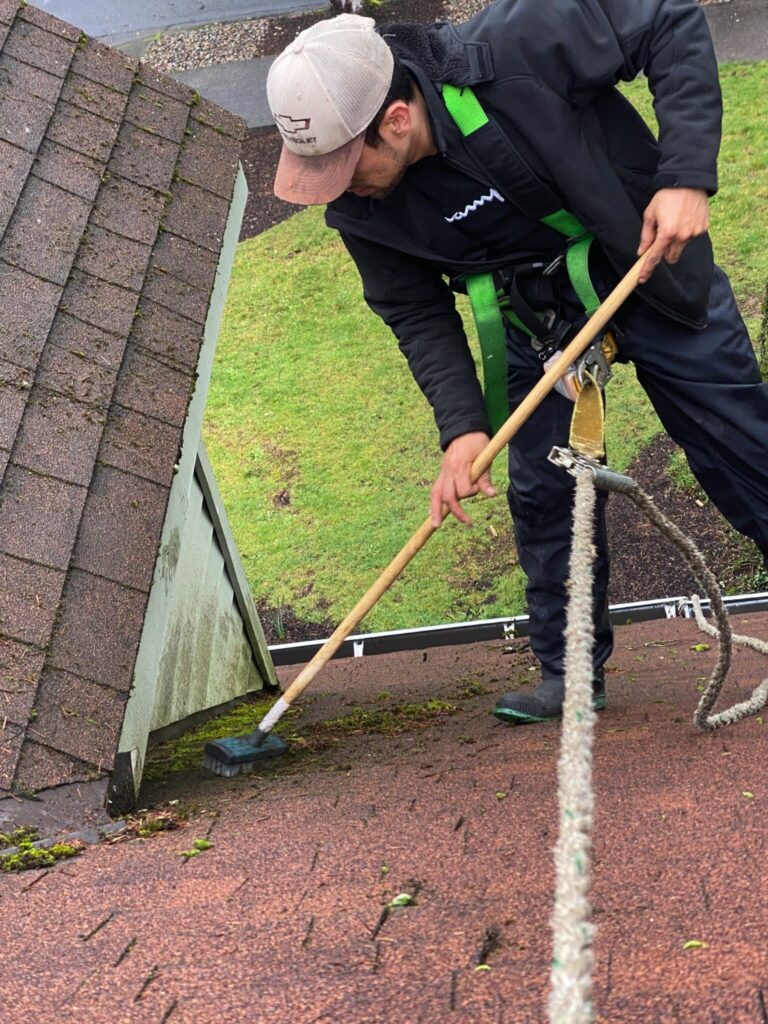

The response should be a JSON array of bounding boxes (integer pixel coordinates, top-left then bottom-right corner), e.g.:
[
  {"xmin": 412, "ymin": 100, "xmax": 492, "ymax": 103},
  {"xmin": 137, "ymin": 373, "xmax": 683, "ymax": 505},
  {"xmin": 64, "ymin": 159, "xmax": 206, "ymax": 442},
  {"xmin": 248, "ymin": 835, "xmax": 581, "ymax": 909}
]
[{"xmin": 493, "ymin": 670, "xmax": 606, "ymax": 725}]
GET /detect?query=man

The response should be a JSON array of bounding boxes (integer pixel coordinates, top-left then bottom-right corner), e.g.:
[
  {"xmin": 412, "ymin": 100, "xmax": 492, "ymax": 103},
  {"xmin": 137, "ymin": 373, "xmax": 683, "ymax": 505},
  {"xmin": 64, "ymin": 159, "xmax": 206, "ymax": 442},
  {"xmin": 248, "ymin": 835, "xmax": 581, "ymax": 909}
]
[{"xmin": 266, "ymin": 3, "xmax": 768, "ymax": 724}]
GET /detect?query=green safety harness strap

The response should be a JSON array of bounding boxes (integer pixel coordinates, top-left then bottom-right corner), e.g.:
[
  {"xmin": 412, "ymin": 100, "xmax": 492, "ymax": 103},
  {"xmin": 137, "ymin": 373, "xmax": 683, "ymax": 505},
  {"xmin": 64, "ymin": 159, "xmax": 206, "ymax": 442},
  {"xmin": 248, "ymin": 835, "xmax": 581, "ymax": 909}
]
[{"xmin": 441, "ymin": 83, "xmax": 601, "ymax": 432}]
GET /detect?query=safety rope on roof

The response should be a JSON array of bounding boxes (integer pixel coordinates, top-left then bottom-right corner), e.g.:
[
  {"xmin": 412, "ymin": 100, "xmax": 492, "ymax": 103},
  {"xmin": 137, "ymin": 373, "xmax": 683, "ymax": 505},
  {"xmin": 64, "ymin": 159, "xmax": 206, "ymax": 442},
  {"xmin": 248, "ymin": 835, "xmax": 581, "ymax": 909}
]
[{"xmin": 550, "ymin": 461, "xmax": 768, "ymax": 1024}]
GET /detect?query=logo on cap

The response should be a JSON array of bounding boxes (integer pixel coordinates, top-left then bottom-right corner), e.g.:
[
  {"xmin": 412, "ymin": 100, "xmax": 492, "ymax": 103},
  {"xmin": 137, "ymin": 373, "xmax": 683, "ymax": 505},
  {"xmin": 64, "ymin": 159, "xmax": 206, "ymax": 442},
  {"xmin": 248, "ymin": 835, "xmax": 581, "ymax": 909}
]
[{"xmin": 275, "ymin": 113, "xmax": 312, "ymax": 134}]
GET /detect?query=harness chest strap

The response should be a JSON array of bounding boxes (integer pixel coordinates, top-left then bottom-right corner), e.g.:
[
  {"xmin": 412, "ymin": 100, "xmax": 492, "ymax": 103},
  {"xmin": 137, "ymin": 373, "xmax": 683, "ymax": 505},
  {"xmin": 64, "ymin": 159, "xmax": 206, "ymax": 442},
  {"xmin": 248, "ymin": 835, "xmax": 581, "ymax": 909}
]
[{"xmin": 441, "ymin": 83, "xmax": 603, "ymax": 432}]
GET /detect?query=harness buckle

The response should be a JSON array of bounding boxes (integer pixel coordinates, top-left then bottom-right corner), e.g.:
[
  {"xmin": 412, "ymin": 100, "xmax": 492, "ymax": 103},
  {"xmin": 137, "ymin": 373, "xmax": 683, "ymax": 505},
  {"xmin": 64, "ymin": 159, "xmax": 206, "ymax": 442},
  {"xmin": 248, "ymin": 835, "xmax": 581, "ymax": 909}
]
[
  {"xmin": 542, "ymin": 252, "xmax": 566, "ymax": 277},
  {"xmin": 575, "ymin": 333, "xmax": 617, "ymax": 390}
]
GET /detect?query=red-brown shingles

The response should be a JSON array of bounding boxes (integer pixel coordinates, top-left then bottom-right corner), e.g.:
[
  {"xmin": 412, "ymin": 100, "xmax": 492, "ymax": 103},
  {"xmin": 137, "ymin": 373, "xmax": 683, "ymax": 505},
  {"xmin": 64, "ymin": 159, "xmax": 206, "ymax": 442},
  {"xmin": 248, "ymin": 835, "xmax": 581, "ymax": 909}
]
[
  {"xmin": 131, "ymin": 298, "xmax": 205, "ymax": 369},
  {"xmin": 2, "ymin": 16, "xmax": 76, "ymax": 78},
  {"xmin": 113, "ymin": 347, "xmax": 195, "ymax": 427},
  {"xmin": 75, "ymin": 224, "xmax": 152, "ymax": 293},
  {"xmin": 0, "ymin": 463, "xmax": 87, "ymax": 569},
  {"xmin": 71, "ymin": 465, "xmax": 170, "ymax": 592},
  {"xmin": 46, "ymin": 569, "xmax": 149, "ymax": 692},
  {"xmin": 60, "ymin": 72, "xmax": 129, "ymax": 124},
  {"xmin": 90, "ymin": 174, "xmax": 167, "ymax": 245},
  {"xmin": 162, "ymin": 179, "xmax": 231, "ymax": 253},
  {"xmin": 0, "ymin": 357, "xmax": 32, "ymax": 449},
  {"xmin": 0, "ymin": 638, "xmax": 45, "ymax": 727},
  {"xmin": 11, "ymin": 386, "xmax": 105, "ymax": 486},
  {"xmin": 14, "ymin": 738, "xmax": 101, "ymax": 791},
  {"xmin": 99, "ymin": 406, "xmax": 182, "ymax": 488},
  {"xmin": 0, "ymin": 8, "xmax": 244, "ymax": 800},
  {"xmin": 176, "ymin": 118, "xmax": 241, "ymax": 200},
  {"xmin": 0, "ymin": 138, "xmax": 34, "ymax": 235},
  {"xmin": 0, "ymin": 264, "xmax": 62, "ymax": 369},
  {"xmin": 45, "ymin": 100, "xmax": 121, "ymax": 163},
  {"xmin": 0, "ymin": 175, "xmax": 92, "ymax": 285},
  {"xmin": 124, "ymin": 84, "xmax": 190, "ymax": 144},
  {"xmin": 0, "ymin": 553, "xmax": 64, "ymax": 647},
  {"xmin": 32, "ymin": 138, "xmax": 104, "ymax": 202},
  {"xmin": 30, "ymin": 667, "xmax": 126, "ymax": 767}
]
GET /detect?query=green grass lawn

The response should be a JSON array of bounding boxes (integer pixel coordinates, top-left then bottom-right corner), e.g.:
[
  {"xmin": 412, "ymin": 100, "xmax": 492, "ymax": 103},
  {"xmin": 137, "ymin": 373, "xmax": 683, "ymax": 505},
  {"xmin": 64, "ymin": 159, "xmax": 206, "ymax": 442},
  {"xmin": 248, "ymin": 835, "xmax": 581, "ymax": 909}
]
[{"xmin": 204, "ymin": 63, "xmax": 768, "ymax": 636}]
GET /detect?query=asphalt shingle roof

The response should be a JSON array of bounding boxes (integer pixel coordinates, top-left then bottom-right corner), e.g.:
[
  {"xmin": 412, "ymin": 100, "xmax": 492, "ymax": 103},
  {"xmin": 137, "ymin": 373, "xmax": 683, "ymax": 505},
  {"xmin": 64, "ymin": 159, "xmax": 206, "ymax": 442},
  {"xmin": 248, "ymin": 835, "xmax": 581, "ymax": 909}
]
[{"xmin": 0, "ymin": 1, "xmax": 244, "ymax": 798}]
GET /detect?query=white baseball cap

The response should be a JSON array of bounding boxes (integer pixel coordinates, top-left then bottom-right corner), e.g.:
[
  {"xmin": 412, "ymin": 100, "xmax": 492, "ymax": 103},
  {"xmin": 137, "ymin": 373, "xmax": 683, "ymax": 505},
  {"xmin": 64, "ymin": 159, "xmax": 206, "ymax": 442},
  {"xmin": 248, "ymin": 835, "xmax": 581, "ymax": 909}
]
[{"xmin": 267, "ymin": 15, "xmax": 394, "ymax": 204}]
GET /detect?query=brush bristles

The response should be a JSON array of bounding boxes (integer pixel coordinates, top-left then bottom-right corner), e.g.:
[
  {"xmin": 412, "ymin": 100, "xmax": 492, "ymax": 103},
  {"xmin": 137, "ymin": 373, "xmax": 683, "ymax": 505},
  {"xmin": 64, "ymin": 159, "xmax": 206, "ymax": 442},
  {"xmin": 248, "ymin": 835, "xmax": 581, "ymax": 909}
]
[{"xmin": 202, "ymin": 754, "xmax": 258, "ymax": 777}]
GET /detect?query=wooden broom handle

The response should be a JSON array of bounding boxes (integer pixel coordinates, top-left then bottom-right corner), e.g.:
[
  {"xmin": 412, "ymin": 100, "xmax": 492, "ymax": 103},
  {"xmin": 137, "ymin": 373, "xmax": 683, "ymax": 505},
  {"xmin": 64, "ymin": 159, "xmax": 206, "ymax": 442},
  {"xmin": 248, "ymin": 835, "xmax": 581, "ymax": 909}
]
[{"xmin": 280, "ymin": 256, "xmax": 644, "ymax": 704}]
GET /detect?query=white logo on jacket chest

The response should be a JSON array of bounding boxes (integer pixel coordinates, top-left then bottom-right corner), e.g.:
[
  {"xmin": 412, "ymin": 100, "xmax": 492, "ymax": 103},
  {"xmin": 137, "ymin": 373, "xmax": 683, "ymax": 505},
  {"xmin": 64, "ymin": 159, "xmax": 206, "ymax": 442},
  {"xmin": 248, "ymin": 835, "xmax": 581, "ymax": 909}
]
[{"xmin": 444, "ymin": 188, "xmax": 505, "ymax": 223}]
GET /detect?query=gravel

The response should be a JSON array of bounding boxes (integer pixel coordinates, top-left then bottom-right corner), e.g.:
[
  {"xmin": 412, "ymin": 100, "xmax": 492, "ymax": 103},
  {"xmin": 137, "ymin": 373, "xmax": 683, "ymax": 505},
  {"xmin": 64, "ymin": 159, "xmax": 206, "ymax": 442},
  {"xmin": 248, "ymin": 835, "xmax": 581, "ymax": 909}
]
[{"xmin": 142, "ymin": 0, "xmax": 487, "ymax": 73}]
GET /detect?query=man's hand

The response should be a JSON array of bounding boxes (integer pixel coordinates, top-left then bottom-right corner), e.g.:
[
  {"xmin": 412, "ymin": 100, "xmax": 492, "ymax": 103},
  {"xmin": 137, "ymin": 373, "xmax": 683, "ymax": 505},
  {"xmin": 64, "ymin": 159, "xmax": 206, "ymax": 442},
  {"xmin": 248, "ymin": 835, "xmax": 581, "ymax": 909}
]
[
  {"xmin": 431, "ymin": 432, "xmax": 496, "ymax": 527},
  {"xmin": 637, "ymin": 188, "xmax": 709, "ymax": 284}
]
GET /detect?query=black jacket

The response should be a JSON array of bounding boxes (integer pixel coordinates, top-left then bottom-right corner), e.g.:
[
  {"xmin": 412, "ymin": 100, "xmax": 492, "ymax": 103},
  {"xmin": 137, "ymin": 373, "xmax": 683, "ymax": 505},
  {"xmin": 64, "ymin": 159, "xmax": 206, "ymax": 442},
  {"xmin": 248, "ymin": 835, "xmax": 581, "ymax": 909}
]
[{"xmin": 325, "ymin": 0, "xmax": 722, "ymax": 448}]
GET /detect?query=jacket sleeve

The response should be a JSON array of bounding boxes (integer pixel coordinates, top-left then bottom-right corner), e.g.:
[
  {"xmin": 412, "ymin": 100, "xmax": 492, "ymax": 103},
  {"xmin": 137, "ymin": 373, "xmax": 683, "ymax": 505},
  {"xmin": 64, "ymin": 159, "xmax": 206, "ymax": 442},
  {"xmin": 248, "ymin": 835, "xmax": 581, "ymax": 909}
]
[
  {"xmin": 504, "ymin": 0, "xmax": 722, "ymax": 195},
  {"xmin": 339, "ymin": 230, "xmax": 492, "ymax": 450}
]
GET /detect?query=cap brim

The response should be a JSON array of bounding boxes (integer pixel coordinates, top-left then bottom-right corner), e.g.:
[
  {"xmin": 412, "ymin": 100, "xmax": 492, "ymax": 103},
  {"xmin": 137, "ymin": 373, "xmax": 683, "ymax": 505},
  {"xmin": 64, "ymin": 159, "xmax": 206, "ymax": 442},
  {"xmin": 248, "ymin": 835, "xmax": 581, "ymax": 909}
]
[{"xmin": 273, "ymin": 133, "xmax": 365, "ymax": 205}]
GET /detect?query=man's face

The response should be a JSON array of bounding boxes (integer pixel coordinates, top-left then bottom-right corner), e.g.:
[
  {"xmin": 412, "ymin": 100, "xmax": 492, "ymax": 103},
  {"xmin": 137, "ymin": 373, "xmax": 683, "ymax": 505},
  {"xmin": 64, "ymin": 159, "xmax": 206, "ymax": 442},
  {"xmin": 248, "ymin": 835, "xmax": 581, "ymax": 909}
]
[{"xmin": 347, "ymin": 137, "xmax": 409, "ymax": 200}]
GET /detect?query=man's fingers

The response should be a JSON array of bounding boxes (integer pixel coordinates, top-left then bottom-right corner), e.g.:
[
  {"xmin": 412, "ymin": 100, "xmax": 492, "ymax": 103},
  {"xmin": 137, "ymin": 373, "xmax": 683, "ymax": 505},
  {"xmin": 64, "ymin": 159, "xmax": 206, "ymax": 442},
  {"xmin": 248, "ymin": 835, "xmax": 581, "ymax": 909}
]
[{"xmin": 637, "ymin": 214, "xmax": 657, "ymax": 256}]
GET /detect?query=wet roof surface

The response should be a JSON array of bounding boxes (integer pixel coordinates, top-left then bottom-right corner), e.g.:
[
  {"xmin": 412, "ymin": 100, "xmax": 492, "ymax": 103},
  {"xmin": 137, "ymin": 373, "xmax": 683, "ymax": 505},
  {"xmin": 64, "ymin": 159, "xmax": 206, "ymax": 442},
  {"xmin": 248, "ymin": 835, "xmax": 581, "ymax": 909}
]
[
  {"xmin": 0, "ymin": 1, "xmax": 243, "ymax": 800},
  {"xmin": 2, "ymin": 613, "xmax": 766, "ymax": 1021}
]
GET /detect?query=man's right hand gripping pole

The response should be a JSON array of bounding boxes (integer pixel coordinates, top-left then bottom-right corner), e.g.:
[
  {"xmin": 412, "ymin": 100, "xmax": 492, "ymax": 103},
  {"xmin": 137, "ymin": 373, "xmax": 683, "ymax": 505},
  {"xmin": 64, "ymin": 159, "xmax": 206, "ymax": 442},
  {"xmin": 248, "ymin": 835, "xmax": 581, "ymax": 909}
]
[{"xmin": 431, "ymin": 431, "xmax": 497, "ymax": 527}]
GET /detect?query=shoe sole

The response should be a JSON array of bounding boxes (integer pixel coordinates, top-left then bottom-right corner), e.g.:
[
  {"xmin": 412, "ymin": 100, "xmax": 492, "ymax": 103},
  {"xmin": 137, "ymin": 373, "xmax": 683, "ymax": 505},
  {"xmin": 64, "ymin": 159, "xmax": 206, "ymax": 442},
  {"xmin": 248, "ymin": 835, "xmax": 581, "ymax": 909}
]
[{"xmin": 493, "ymin": 695, "xmax": 606, "ymax": 725}]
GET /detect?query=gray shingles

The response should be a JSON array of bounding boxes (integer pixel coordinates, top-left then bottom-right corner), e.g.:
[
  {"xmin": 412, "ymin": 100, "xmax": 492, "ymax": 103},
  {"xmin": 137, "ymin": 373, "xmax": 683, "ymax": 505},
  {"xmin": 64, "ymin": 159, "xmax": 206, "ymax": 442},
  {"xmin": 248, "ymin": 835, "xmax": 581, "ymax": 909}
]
[
  {"xmin": 0, "ymin": 263, "xmax": 61, "ymax": 370},
  {"xmin": 0, "ymin": 553, "xmax": 64, "ymax": 648},
  {"xmin": 163, "ymin": 180, "xmax": 231, "ymax": 253},
  {"xmin": 37, "ymin": 340, "xmax": 118, "ymax": 408},
  {"xmin": 61, "ymin": 71, "xmax": 129, "ymax": 124},
  {"xmin": 0, "ymin": 638, "xmax": 45, "ymax": 727},
  {"xmin": 2, "ymin": 17, "xmax": 77, "ymax": 78},
  {"xmin": 12, "ymin": 386, "xmax": 105, "ymax": 486},
  {"xmin": 30, "ymin": 667, "xmax": 126, "ymax": 768},
  {"xmin": 109, "ymin": 121, "xmax": 179, "ymax": 192},
  {"xmin": 91, "ymin": 174, "xmax": 167, "ymax": 245},
  {"xmin": 114, "ymin": 347, "xmax": 195, "ymax": 427},
  {"xmin": 33, "ymin": 138, "xmax": 104, "ymax": 202},
  {"xmin": 0, "ymin": 175, "xmax": 91, "ymax": 286},
  {"xmin": 46, "ymin": 568, "xmax": 148, "ymax": 692},
  {"xmin": 125, "ymin": 84, "xmax": 190, "ymax": 144},
  {"xmin": 72, "ymin": 464, "xmax": 169, "ymax": 591},
  {"xmin": 177, "ymin": 118, "xmax": 240, "ymax": 200},
  {"xmin": 70, "ymin": 38, "xmax": 137, "ymax": 94},
  {"xmin": 132, "ymin": 298, "xmax": 203, "ymax": 369},
  {"xmin": 0, "ymin": 464, "xmax": 87, "ymax": 570},
  {"xmin": 61, "ymin": 269, "xmax": 140, "ymax": 336},
  {"xmin": 46, "ymin": 100, "xmax": 121, "ymax": 163},
  {"xmin": 100, "ymin": 406, "xmax": 182, "ymax": 488}
]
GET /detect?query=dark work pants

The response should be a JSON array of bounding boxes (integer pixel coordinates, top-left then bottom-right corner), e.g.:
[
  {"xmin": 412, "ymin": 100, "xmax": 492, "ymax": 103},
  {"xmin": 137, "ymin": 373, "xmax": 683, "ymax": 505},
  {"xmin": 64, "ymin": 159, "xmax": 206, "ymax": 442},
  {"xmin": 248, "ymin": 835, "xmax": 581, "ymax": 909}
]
[{"xmin": 506, "ymin": 266, "xmax": 768, "ymax": 679}]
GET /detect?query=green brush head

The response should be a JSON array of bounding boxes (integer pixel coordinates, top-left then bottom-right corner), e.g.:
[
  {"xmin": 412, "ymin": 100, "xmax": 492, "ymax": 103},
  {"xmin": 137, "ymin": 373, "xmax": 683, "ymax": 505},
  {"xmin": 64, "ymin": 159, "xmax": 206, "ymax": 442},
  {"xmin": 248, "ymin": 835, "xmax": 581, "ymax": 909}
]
[{"xmin": 203, "ymin": 731, "xmax": 288, "ymax": 776}]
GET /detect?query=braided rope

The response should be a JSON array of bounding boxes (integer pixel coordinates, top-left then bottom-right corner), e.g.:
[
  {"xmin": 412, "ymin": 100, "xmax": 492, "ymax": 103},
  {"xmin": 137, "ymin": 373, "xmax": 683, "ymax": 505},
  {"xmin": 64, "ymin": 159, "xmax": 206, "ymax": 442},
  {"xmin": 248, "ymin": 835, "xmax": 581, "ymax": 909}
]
[
  {"xmin": 549, "ymin": 469, "xmax": 597, "ymax": 1024},
  {"xmin": 548, "ymin": 463, "xmax": 768, "ymax": 1022},
  {"xmin": 621, "ymin": 484, "xmax": 768, "ymax": 731}
]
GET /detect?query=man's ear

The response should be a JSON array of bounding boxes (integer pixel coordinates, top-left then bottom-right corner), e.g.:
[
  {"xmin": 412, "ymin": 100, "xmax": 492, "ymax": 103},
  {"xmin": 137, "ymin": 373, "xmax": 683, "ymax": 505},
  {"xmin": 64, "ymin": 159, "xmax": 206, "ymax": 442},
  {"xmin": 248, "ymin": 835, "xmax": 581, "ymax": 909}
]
[{"xmin": 380, "ymin": 100, "xmax": 411, "ymax": 140}]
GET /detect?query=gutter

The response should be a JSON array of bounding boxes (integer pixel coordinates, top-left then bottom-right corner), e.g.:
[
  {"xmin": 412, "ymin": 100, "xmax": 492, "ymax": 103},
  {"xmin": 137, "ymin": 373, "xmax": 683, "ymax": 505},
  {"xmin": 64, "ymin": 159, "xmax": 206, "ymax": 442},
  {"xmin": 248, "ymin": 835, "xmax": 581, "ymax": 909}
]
[{"xmin": 269, "ymin": 591, "xmax": 768, "ymax": 666}]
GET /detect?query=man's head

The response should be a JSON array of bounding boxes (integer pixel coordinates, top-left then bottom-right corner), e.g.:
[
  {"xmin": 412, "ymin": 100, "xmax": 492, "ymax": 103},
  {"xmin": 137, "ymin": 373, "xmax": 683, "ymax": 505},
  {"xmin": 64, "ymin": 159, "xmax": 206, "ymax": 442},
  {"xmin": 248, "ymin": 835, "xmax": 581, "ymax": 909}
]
[{"xmin": 267, "ymin": 14, "xmax": 419, "ymax": 204}]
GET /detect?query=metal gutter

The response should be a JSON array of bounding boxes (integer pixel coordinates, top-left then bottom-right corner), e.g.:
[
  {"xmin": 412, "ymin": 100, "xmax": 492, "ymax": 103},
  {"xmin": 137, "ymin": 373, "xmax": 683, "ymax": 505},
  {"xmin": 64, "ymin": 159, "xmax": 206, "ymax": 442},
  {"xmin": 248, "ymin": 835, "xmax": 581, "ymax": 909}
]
[{"xmin": 269, "ymin": 592, "xmax": 768, "ymax": 666}]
